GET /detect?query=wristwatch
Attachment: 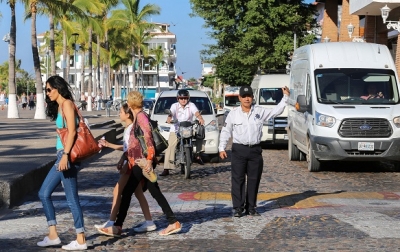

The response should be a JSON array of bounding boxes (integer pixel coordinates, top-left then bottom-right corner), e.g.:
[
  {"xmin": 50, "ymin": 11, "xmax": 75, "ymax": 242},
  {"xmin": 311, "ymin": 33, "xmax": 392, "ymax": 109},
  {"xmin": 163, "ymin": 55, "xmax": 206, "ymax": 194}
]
[{"xmin": 62, "ymin": 151, "xmax": 69, "ymax": 156}]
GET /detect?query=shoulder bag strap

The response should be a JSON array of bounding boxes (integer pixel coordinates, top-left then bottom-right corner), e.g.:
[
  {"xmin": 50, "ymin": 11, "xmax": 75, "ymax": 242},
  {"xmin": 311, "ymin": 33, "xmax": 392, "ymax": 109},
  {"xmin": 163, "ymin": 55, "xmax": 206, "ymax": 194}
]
[{"xmin": 61, "ymin": 100, "xmax": 81, "ymax": 128}]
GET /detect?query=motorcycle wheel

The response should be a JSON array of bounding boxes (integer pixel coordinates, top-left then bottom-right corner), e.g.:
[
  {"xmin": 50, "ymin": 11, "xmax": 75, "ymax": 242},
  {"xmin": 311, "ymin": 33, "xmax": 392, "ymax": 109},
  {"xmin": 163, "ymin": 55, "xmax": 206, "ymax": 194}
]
[{"xmin": 183, "ymin": 147, "xmax": 192, "ymax": 179}]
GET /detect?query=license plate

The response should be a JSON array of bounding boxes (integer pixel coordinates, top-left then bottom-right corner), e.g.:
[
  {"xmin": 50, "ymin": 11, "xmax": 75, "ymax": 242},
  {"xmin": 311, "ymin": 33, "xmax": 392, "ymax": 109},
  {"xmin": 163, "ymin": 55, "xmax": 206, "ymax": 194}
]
[
  {"xmin": 358, "ymin": 142, "xmax": 374, "ymax": 151},
  {"xmin": 284, "ymin": 134, "xmax": 288, "ymax": 140}
]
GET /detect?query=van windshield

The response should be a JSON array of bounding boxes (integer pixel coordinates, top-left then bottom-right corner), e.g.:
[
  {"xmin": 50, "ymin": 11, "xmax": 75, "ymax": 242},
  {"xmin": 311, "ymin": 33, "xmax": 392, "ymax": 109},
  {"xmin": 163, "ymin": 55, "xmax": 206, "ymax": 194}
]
[
  {"xmin": 259, "ymin": 88, "xmax": 284, "ymax": 105},
  {"xmin": 315, "ymin": 69, "xmax": 399, "ymax": 104}
]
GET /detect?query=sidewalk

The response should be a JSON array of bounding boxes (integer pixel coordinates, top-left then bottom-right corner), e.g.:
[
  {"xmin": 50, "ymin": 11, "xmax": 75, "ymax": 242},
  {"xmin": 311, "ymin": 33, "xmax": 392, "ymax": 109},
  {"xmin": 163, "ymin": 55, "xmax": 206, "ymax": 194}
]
[{"xmin": 0, "ymin": 108, "xmax": 121, "ymax": 208}]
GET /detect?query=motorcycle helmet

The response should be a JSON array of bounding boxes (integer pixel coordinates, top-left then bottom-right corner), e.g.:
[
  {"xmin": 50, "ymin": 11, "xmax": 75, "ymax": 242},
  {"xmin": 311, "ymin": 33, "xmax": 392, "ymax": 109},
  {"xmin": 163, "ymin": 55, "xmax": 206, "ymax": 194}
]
[{"xmin": 177, "ymin": 89, "xmax": 190, "ymax": 101}]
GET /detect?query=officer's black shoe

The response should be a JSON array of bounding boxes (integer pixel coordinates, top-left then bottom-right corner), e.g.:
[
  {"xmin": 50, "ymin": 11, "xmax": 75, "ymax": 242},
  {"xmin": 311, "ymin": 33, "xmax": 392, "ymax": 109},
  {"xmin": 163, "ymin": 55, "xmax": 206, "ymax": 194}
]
[
  {"xmin": 245, "ymin": 210, "xmax": 261, "ymax": 216},
  {"xmin": 233, "ymin": 208, "xmax": 243, "ymax": 218},
  {"xmin": 181, "ymin": 166, "xmax": 185, "ymax": 174}
]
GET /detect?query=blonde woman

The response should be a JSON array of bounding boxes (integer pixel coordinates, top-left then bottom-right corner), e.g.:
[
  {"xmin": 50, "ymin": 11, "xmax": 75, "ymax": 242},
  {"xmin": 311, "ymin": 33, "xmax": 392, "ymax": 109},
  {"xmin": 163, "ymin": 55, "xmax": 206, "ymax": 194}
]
[
  {"xmin": 98, "ymin": 91, "xmax": 182, "ymax": 237},
  {"xmin": 95, "ymin": 103, "xmax": 156, "ymax": 235}
]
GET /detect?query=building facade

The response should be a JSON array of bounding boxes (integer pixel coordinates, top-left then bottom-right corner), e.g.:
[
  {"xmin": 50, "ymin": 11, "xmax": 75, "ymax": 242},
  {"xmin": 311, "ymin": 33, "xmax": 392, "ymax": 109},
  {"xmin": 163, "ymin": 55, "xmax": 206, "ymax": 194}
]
[{"xmin": 315, "ymin": 0, "xmax": 400, "ymax": 73}]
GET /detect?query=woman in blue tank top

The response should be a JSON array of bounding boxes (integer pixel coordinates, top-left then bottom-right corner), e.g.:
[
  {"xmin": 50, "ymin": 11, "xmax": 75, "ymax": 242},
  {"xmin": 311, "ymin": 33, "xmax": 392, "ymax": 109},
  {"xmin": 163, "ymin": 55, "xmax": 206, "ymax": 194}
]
[{"xmin": 37, "ymin": 76, "xmax": 87, "ymax": 250}]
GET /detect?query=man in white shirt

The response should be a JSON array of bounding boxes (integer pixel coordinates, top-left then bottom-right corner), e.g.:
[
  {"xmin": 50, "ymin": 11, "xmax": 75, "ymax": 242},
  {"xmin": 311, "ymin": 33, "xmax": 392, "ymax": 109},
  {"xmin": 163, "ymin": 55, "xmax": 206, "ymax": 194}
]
[
  {"xmin": 219, "ymin": 85, "xmax": 290, "ymax": 217},
  {"xmin": 160, "ymin": 89, "xmax": 205, "ymax": 176}
]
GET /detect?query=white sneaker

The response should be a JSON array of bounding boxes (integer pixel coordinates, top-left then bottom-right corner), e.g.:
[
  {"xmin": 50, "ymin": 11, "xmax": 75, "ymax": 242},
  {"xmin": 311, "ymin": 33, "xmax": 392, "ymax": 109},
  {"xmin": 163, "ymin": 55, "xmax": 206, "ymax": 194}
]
[
  {"xmin": 37, "ymin": 236, "xmax": 61, "ymax": 247},
  {"xmin": 94, "ymin": 221, "xmax": 113, "ymax": 229},
  {"xmin": 133, "ymin": 222, "xmax": 157, "ymax": 233},
  {"xmin": 62, "ymin": 240, "xmax": 87, "ymax": 251}
]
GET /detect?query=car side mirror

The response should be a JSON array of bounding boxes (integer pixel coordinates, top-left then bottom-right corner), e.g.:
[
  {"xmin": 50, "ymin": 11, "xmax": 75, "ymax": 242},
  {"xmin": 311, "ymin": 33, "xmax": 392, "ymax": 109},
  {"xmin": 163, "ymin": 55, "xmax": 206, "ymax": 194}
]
[{"xmin": 295, "ymin": 95, "xmax": 309, "ymax": 113}]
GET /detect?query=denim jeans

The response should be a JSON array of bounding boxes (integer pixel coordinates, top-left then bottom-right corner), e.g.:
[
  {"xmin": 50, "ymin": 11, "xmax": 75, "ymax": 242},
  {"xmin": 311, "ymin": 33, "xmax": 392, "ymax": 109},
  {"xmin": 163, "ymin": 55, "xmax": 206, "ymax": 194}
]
[{"xmin": 38, "ymin": 150, "xmax": 85, "ymax": 233}]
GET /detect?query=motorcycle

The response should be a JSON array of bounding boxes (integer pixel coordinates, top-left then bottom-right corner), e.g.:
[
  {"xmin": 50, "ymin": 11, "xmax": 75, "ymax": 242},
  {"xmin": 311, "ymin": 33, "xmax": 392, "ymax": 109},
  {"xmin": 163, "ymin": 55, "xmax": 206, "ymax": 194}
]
[
  {"xmin": 174, "ymin": 120, "xmax": 200, "ymax": 179},
  {"xmin": 164, "ymin": 111, "xmax": 199, "ymax": 179}
]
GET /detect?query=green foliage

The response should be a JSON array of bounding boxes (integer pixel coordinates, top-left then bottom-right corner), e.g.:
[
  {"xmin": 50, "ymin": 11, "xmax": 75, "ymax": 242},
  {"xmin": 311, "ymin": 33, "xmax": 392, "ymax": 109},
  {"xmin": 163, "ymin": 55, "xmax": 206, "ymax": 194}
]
[{"xmin": 191, "ymin": 0, "xmax": 317, "ymax": 85}]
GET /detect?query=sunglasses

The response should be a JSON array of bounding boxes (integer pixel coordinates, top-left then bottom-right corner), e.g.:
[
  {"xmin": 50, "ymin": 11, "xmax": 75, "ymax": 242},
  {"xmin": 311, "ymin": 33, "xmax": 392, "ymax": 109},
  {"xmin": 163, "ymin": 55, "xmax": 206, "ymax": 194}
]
[
  {"xmin": 178, "ymin": 97, "xmax": 189, "ymax": 100},
  {"xmin": 46, "ymin": 88, "xmax": 53, "ymax": 93}
]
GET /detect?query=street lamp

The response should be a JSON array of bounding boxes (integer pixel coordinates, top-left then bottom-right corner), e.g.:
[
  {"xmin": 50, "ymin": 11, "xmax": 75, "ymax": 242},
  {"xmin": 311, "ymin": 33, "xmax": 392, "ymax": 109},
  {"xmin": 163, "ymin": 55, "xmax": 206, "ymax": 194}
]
[
  {"xmin": 72, "ymin": 33, "xmax": 79, "ymax": 101},
  {"xmin": 380, "ymin": 5, "xmax": 400, "ymax": 32},
  {"xmin": 347, "ymin": 23, "xmax": 355, "ymax": 38}
]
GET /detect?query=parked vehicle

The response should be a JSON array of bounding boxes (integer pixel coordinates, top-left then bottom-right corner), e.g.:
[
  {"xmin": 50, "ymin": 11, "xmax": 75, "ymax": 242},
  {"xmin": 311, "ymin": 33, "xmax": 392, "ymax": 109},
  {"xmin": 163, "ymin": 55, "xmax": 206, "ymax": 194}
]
[
  {"xmin": 288, "ymin": 42, "xmax": 400, "ymax": 172},
  {"xmin": 222, "ymin": 86, "xmax": 240, "ymax": 122},
  {"xmin": 143, "ymin": 98, "xmax": 155, "ymax": 114},
  {"xmin": 151, "ymin": 90, "xmax": 220, "ymax": 157},
  {"xmin": 251, "ymin": 74, "xmax": 290, "ymax": 144}
]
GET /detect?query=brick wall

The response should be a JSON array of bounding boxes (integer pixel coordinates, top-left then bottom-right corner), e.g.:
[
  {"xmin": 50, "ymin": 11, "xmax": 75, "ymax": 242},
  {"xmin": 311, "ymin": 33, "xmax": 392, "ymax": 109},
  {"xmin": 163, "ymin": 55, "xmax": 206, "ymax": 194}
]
[
  {"xmin": 339, "ymin": 0, "xmax": 360, "ymax": 41},
  {"xmin": 321, "ymin": 0, "xmax": 339, "ymax": 42},
  {"xmin": 396, "ymin": 35, "xmax": 400, "ymax": 75}
]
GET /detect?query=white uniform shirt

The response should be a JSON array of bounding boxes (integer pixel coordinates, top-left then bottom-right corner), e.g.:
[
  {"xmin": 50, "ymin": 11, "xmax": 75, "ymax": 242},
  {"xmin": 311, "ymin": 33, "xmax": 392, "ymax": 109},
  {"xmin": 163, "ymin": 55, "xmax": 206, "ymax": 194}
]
[
  {"xmin": 218, "ymin": 95, "xmax": 289, "ymax": 151},
  {"xmin": 123, "ymin": 124, "xmax": 133, "ymax": 152},
  {"xmin": 169, "ymin": 102, "xmax": 199, "ymax": 133}
]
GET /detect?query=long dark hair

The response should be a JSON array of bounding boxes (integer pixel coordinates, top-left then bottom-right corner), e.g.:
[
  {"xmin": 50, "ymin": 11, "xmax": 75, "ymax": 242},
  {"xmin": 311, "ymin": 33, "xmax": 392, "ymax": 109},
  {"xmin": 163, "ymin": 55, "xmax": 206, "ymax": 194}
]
[{"xmin": 45, "ymin": 76, "xmax": 74, "ymax": 121}]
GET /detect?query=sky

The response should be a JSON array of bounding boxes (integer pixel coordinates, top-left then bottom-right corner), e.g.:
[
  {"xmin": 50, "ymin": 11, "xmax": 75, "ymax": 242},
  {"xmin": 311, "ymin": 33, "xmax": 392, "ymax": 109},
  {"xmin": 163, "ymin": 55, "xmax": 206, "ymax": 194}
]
[{"xmin": 0, "ymin": 0, "xmax": 314, "ymax": 80}]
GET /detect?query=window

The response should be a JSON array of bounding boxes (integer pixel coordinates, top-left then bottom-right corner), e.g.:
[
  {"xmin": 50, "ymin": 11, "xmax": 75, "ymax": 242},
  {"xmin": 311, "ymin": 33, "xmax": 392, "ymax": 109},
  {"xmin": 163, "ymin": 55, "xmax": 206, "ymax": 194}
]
[
  {"xmin": 259, "ymin": 88, "xmax": 283, "ymax": 105},
  {"xmin": 153, "ymin": 97, "xmax": 213, "ymax": 115},
  {"xmin": 315, "ymin": 68, "xmax": 399, "ymax": 104}
]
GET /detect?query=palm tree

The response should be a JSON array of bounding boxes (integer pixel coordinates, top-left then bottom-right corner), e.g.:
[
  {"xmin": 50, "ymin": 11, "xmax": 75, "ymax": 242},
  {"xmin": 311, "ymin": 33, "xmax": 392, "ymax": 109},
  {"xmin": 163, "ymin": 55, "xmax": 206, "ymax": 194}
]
[
  {"xmin": 150, "ymin": 45, "xmax": 166, "ymax": 94},
  {"xmin": 1, "ymin": 0, "xmax": 19, "ymax": 118},
  {"xmin": 107, "ymin": 0, "xmax": 160, "ymax": 91}
]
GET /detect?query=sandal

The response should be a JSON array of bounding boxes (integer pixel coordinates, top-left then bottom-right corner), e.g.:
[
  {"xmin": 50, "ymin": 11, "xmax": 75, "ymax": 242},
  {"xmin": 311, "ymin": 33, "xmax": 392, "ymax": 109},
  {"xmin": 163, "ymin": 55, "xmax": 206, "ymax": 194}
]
[
  {"xmin": 159, "ymin": 221, "xmax": 182, "ymax": 236},
  {"xmin": 97, "ymin": 225, "xmax": 122, "ymax": 237}
]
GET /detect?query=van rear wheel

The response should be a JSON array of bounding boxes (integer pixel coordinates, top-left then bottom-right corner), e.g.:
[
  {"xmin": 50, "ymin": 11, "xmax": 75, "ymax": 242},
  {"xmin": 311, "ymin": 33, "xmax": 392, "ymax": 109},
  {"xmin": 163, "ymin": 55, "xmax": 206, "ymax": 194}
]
[
  {"xmin": 288, "ymin": 130, "xmax": 301, "ymax": 161},
  {"xmin": 307, "ymin": 138, "xmax": 321, "ymax": 172}
]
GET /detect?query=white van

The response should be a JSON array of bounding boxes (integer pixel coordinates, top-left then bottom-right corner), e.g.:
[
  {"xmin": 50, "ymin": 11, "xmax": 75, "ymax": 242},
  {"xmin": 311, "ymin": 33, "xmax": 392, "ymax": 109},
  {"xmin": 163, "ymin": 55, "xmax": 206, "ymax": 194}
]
[
  {"xmin": 251, "ymin": 74, "xmax": 290, "ymax": 144},
  {"xmin": 287, "ymin": 42, "xmax": 400, "ymax": 172}
]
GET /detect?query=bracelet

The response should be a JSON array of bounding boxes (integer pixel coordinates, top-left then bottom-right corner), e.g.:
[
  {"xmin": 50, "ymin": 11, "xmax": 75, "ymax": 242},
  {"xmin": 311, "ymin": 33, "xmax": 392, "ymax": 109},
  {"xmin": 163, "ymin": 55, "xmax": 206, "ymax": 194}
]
[{"xmin": 62, "ymin": 151, "xmax": 69, "ymax": 156}]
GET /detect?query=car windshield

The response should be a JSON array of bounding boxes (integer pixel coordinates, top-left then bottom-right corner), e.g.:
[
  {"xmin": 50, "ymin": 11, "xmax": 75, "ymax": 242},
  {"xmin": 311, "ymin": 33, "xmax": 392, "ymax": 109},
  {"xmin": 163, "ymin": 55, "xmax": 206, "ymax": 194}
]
[
  {"xmin": 259, "ymin": 88, "xmax": 283, "ymax": 105},
  {"xmin": 225, "ymin": 96, "xmax": 240, "ymax": 107},
  {"xmin": 315, "ymin": 68, "xmax": 399, "ymax": 104},
  {"xmin": 143, "ymin": 100, "xmax": 153, "ymax": 109},
  {"xmin": 153, "ymin": 97, "xmax": 214, "ymax": 115}
]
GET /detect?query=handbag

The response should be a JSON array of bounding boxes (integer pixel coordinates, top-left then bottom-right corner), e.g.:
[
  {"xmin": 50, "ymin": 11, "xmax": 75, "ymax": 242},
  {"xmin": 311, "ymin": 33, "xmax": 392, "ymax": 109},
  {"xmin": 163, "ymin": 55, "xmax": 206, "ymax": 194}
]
[
  {"xmin": 134, "ymin": 111, "xmax": 168, "ymax": 157},
  {"xmin": 56, "ymin": 102, "xmax": 101, "ymax": 163}
]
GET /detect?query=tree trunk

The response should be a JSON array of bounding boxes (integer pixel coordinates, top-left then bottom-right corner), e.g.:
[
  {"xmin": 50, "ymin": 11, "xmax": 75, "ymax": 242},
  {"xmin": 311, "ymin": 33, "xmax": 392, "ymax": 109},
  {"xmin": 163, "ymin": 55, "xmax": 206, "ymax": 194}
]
[
  {"xmin": 87, "ymin": 28, "xmax": 93, "ymax": 111},
  {"xmin": 80, "ymin": 50, "xmax": 85, "ymax": 97},
  {"xmin": 7, "ymin": 1, "xmax": 19, "ymax": 119},
  {"xmin": 49, "ymin": 13, "xmax": 56, "ymax": 76},
  {"xmin": 31, "ymin": 4, "xmax": 46, "ymax": 119},
  {"xmin": 132, "ymin": 47, "xmax": 136, "ymax": 91}
]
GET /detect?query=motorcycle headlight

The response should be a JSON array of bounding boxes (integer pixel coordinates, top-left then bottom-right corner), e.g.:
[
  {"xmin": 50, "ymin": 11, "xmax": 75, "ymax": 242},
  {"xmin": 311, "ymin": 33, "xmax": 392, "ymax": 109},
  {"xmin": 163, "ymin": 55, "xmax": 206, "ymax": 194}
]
[
  {"xmin": 205, "ymin": 120, "xmax": 218, "ymax": 132},
  {"xmin": 179, "ymin": 126, "xmax": 193, "ymax": 138},
  {"xmin": 393, "ymin": 116, "xmax": 400, "ymax": 128},
  {"xmin": 315, "ymin": 111, "xmax": 336, "ymax": 128}
]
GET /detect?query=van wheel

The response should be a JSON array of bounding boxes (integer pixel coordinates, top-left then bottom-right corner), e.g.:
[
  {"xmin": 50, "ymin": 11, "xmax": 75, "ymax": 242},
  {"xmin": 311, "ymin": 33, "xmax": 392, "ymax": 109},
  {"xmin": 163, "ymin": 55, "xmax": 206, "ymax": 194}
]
[
  {"xmin": 288, "ymin": 130, "xmax": 300, "ymax": 161},
  {"xmin": 307, "ymin": 138, "xmax": 321, "ymax": 172}
]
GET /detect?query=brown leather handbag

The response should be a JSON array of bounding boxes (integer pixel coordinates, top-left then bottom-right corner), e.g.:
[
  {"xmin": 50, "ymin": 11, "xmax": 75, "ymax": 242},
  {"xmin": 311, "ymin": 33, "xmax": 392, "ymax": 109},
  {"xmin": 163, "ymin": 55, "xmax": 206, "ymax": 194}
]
[{"xmin": 56, "ymin": 102, "xmax": 100, "ymax": 163}]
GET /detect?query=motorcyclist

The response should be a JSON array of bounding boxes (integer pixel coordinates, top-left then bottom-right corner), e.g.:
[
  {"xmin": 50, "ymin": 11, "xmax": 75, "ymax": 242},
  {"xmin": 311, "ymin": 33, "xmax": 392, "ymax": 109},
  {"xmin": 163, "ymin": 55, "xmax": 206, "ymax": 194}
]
[{"xmin": 159, "ymin": 89, "xmax": 205, "ymax": 176}]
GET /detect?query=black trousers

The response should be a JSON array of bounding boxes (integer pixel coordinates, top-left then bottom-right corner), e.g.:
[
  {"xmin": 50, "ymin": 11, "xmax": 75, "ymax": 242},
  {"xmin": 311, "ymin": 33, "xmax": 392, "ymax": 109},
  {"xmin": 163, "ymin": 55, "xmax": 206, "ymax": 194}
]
[
  {"xmin": 231, "ymin": 143, "xmax": 263, "ymax": 211},
  {"xmin": 115, "ymin": 165, "xmax": 177, "ymax": 227}
]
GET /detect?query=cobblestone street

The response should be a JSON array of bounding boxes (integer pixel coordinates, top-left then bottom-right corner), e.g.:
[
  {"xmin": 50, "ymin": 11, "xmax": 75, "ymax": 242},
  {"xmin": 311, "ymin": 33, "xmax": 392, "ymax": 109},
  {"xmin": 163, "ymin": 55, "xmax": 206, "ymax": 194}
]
[{"xmin": 2, "ymin": 140, "xmax": 400, "ymax": 251}]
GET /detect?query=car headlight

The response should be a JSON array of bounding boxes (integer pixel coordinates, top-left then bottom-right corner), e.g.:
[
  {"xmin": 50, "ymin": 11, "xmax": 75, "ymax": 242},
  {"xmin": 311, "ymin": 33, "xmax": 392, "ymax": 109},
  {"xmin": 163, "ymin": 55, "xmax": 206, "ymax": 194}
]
[
  {"xmin": 315, "ymin": 111, "xmax": 336, "ymax": 128},
  {"xmin": 393, "ymin": 116, "xmax": 400, "ymax": 128},
  {"xmin": 205, "ymin": 120, "xmax": 218, "ymax": 132}
]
